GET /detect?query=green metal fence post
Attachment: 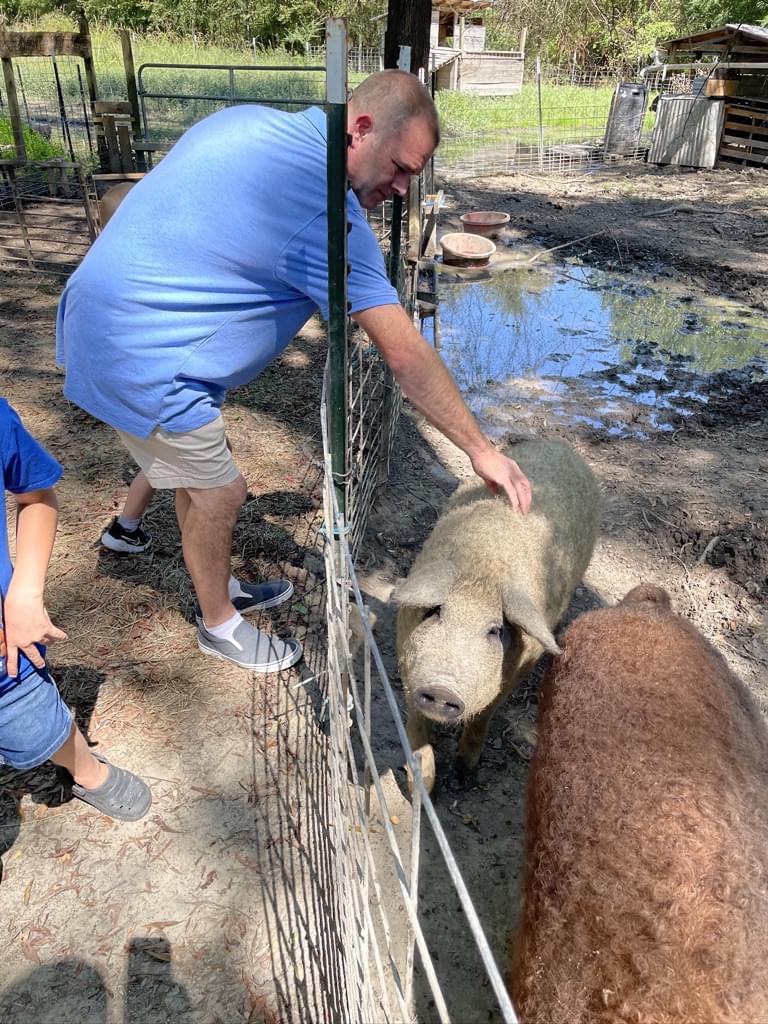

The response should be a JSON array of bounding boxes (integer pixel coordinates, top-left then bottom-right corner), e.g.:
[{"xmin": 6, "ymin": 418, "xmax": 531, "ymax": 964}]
[{"xmin": 326, "ymin": 18, "xmax": 349, "ymax": 522}]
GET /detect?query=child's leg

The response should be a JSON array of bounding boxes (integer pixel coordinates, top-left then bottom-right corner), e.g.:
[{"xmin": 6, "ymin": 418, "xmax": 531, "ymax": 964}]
[
  {"xmin": 101, "ymin": 470, "xmax": 154, "ymax": 551},
  {"xmin": 50, "ymin": 720, "xmax": 152, "ymax": 820},
  {"xmin": 0, "ymin": 670, "xmax": 150, "ymax": 819},
  {"xmin": 49, "ymin": 721, "xmax": 109, "ymax": 790},
  {"xmin": 119, "ymin": 470, "xmax": 155, "ymax": 523}
]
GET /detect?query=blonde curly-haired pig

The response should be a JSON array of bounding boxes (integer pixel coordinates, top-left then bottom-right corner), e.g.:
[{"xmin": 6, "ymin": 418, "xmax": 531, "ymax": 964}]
[{"xmin": 395, "ymin": 439, "xmax": 600, "ymax": 793}]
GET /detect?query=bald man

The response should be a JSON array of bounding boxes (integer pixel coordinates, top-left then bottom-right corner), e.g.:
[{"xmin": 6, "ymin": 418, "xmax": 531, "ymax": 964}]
[{"xmin": 56, "ymin": 70, "xmax": 531, "ymax": 673}]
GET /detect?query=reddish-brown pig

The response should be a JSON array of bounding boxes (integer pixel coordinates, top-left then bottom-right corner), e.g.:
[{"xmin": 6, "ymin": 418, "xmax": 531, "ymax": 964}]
[{"xmin": 509, "ymin": 584, "xmax": 768, "ymax": 1024}]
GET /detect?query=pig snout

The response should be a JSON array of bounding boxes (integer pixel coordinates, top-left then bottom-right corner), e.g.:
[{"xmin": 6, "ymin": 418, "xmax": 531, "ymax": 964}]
[{"xmin": 414, "ymin": 681, "xmax": 465, "ymax": 722}]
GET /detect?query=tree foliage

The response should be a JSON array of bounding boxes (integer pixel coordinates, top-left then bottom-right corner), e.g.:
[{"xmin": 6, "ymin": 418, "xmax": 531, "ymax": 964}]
[
  {"xmin": 1, "ymin": 0, "xmax": 766, "ymax": 65},
  {"xmin": 484, "ymin": 0, "xmax": 767, "ymax": 69}
]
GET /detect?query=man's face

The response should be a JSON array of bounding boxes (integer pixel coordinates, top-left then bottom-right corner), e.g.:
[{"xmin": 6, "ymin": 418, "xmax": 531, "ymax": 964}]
[{"xmin": 346, "ymin": 113, "xmax": 435, "ymax": 210}]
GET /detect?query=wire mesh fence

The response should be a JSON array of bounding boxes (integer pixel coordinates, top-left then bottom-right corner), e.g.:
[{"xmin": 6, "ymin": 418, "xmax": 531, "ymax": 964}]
[
  {"xmin": 305, "ymin": 43, "xmax": 384, "ymax": 76},
  {"xmin": 345, "ymin": 325, "xmax": 403, "ymax": 558},
  {"xmin": 436, "ymin": 122, "xmax": 610, "ymax": 176},
  {"xmin": 0, "ymin": 46, "xmax": 649, "ymax": 178},
  {"xmin": 0, "ymin": 55, "xmax": 98, "ymax": 165},
  {"xmin": 319, "ymin": 382, "xmax": 520, "ymax": 1023},
  {"xmin": 0, "ymin": 161, "xmax": 95, "ymax": 274},
  {"xmin": 435, "ymin": 62, "xmax": 635, "ymax": 176}
]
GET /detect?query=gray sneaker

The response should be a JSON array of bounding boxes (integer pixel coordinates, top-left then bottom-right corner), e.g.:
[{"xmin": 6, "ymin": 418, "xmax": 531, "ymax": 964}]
[
  {"xmin": 197, "ymin": 617, "xmax": 303, "ymax": 672},
  {"xmin": 70, "ymin": 752, "xmax": 152, "ymax": 821}
]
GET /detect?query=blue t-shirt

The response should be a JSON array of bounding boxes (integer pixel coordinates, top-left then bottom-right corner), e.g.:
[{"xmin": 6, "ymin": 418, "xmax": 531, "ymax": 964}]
[
  {"xmin": 0, "ymin": 400, "xmax": 62, "ymax": 684},
  {"xmin": 55, "ymin": 104, "xmax": 399, "ymax": 438}
]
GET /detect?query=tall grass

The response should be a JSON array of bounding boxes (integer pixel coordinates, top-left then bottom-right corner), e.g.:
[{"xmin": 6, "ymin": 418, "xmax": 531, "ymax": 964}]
[
  {"xmin": 5, "ymin": 23, "xmax": 625, "ymax": 154},
  {"xmin": 89, "ymin": 26, "xmax": 324, "ymax": 102},
  {"xmin": 435, "ymin": 82, "xmax": 616, "ymax": 135},
  {"xmin": 0, "ymin": 118, "xmax": 66, "ymax": 160}
]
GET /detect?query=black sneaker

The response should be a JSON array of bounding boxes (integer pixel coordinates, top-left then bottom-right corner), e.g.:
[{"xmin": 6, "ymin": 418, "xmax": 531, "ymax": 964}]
[
  {"xmin": 100, "ymin": 517, "xmax": 152, "ymax": 554},
  {"xmin": 231, "ymin": 579, "xmax": 294, "ymax": 614}
]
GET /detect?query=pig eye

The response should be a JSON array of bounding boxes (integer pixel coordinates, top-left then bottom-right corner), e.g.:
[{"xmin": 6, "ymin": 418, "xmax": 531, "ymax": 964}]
[
  {"xmin": 488, "ymin": 624, "xmax": 503, "ymax": 640},
  {"xmin": 423, "ymin": 606, "xmax": 441, "ymax": 621}
]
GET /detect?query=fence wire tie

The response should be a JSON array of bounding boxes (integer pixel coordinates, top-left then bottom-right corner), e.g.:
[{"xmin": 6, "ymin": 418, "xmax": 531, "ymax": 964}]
[
  {"xmin": 318, "ymin": 521, "xmax": 351, "ymax": 543},
  {"xmin": 292, "ymin": 669, "xmax": 329, "ymax": 691}
]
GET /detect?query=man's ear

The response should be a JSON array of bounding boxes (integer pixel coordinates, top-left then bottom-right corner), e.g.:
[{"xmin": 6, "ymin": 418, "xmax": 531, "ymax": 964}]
[{"xmin": 348, "ymin": 113, "xmax": 374, "ymax": 146}]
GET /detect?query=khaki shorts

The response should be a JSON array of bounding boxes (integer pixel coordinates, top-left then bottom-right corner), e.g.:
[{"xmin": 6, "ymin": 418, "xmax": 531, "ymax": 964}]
[{"xmin": 116, "ymin": 415, "xmax": 240, "ymax": 490}]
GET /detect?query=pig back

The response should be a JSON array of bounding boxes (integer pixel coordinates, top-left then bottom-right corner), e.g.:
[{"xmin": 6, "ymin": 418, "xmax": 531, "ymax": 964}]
[{"xmin": 416, "ymin": 439, "xmax": 600, "ymax": 621}]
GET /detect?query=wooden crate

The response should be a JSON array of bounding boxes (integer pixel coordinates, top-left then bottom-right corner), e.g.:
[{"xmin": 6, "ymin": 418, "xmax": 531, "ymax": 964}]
[
  {"xmin": 705, "ymin": 78, "xmax": 738, "ymax": 98},
  {"xmin": 718, "ymin": 102, "xmax": 768, "ymax": 168}
]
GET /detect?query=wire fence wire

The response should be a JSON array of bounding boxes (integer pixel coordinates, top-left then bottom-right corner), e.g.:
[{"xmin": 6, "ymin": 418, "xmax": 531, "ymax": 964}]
[
  {"xmin": 2, "ymin": 49, "xmax": 652, "ymax": 179},
  {"xmin": 305, "ymin": 43, "xmax": 384, "ymax": 75},
  {"xmin": 0, "ymin": 54, "xmax": 97, "ymax": 165},
  {"xmin": 320, "ymin": 378, "xmax": 520, "ymax": 1023},
  {"xmin": 436, "ymin": 63, "xmax": 637, "ymax": 176},
  {"xmin": 345, "ymin": 324, "xmax": 402, "ymax": 559}
]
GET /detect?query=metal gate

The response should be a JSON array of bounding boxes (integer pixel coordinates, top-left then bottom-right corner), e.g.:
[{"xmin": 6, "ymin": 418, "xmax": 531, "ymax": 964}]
[{"xmin": 135, "ymin": 60, "xmax": 327, "ymax": 159}]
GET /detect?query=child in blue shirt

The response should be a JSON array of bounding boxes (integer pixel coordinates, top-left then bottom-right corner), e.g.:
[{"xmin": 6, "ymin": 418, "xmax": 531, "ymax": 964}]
[{"xmin": 0, "ymin": 400, "xmax": 150, "ymax": 820}]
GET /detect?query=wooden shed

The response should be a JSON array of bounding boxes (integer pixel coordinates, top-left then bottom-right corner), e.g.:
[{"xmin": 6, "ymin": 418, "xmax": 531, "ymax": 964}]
[
  {"xmin": 429, "ymin": 0, "xmax": 525, "ymax": 95},
  {"xmin": 649, "ymin": 24, "xmax": 768, "ymax": 169}
]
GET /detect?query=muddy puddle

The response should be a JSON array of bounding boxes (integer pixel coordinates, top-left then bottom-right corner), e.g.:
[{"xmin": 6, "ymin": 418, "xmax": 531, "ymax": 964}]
[{"xmin": 425, "ymin": 261, "xmax": 768, "ymax": 440}]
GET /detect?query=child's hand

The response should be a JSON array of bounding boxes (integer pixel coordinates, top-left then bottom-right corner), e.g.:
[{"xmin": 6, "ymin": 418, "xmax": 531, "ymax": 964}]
[{"xmin": 3, "ymin": 587, "xmax": 68, "ymax": 678}]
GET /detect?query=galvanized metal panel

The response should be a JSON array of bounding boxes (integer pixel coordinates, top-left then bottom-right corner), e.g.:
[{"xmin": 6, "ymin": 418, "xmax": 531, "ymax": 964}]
[{"xmin": 648, "ymin": 95, "xmax": 725, "ymax": 167}]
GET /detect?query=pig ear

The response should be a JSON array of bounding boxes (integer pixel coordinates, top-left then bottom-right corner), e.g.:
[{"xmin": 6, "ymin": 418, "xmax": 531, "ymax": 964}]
[
  {"xmin": 394, "ymin": 561, "xmax": 458, "ymax": 607},
  {"xmin": 501, "ymin": 585, "xmax": 561, "ymax": 655}
]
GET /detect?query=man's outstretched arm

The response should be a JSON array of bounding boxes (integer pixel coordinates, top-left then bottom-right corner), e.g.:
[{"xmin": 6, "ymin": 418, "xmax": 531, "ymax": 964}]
[{"xmin": 353, "ymin": 303, "xmax": 532, "ymax": 512}]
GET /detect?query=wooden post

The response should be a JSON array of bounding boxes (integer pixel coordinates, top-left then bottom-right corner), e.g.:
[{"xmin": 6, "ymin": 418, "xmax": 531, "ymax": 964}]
[
  {"xmin": 383, "ymin": 0, "xmax": 432, "ymax": 74},
  {"xmin": 1, "ymin": 56, "xmax": 26, "ymax": 161},
  {"xmin": 398, "ymin": 45, "xmax": 421, "ymax": 265},
  {"xmin": 387, "ymin": 46, "xmax": 411, "ymax": 289},
  {"xmin": 75, "ymin": 15, "xmax": 102, "ymax": 169},
  {"xmin": 2, "ymin": 166, "xmax": 34, "ymax": 266},
  {"xmin": 77, "ymin": 15, "xmax": 99, "ymax": 108},
  {"xmin": 119, "ymin": 30, "xmax": 141, "ymax": 137}
]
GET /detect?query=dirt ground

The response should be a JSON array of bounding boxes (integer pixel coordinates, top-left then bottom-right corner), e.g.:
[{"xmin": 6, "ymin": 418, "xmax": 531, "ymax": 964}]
[
  {"xmin": 445, "ymin": 162, "xmax": 768, "ymax": 310},
  {"xmin": 0, "ymin": 297, "xmax": 341, "ymax": 1024},
  {"xmin": 357, "ymin": 162, "xmax": 767, "ymax": 1021},
  {"xmin": 0, "ymin": 161, "xmax": 767, "ymax": 1024}
]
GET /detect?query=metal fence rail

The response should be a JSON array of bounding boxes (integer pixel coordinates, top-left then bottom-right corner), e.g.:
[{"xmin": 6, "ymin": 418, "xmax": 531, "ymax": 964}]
[{"xmin": 135, "ymin": 61, "xmax": 327, "ymax": 149}]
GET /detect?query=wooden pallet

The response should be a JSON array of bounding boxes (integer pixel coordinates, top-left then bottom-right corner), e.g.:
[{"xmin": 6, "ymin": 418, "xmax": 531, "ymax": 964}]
[{"xmin": 718, "ymin": 103, "xmax": 768, "ymax": 168}]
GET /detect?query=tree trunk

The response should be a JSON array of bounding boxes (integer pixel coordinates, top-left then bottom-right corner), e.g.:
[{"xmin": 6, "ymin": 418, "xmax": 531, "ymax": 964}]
[{"xmin": 383, "ymin": 0, "xmax": 432, "ymax": 75}]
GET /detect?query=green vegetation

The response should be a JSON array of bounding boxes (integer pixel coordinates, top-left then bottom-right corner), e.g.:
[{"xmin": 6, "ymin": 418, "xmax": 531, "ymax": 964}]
[
  {"xmin": 2, "ymin": 0, "xmax": 766, "ymax": 70},
  {"xmin": 484, "ymin": 0, "xmax": 767, "ymax": 69},
  {"xmin": 0, "ymin": 21, "xmax": 657, "ymax": 149},
  {"xmin": 435, "ymin": 82, "xmax": 616, "ymax": 135},
  {"xmin": 0, "ymin": 117, "xmax": 66, "ymax": 159}
]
